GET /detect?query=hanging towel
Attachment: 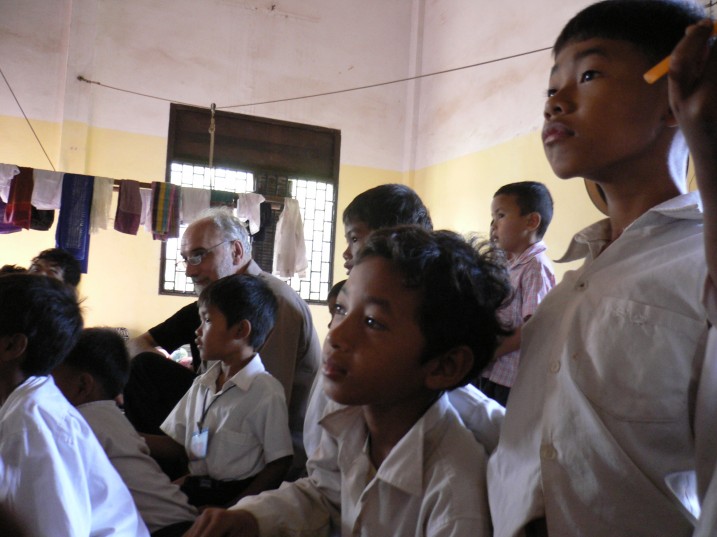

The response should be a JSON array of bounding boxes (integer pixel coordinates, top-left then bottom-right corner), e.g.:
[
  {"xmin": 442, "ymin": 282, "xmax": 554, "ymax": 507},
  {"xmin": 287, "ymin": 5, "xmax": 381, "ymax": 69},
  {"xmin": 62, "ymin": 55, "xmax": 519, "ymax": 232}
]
[
  {"xmin": 0, "ymin": 199, "xmax": 21, "ymax": 234},
  {"xmin": 210, "ymin": 189, "xmax": 235, "ymax": 209},
  {"xmin": 32, "ymin": 169, "xmax": 64, "ymax": 209},
  {"xmin": 114, "ymin": 180, "xmax": 142, "ymax": 235},
  {"xmin": 180, "ymin": 186, "xmax": 210, "ymax": 223},
  {"xmin": 0, "ymin": 164, "xmax": 19, "ymax": 203},
  {"xmin": 5, "ymin": 167, "xmax": 34, "ymax": 229},
  {"xmin": 139, "ymin": 188, "xmax": 153, "ymax": 232},
  {"xmin": 90, "ymin": 176, "xmax": 114, "ymax": 233},
  {"xmin": 30, "ymin": 207, "xmax": 55, "ymax": 231},
  {"xmin": 151, "ymin": 181, "xmax": 181, "ymax": 240},
  {"xmin": 56, "ymin": 174, "xmax": 93, "ymax": 273},
  {"xmin": 236, "ymin": 193, "xmax": 266, "ymax": 235},
  {"xmin": 273, "ymin": 198, "xmax": 307, "ymax": 278}
]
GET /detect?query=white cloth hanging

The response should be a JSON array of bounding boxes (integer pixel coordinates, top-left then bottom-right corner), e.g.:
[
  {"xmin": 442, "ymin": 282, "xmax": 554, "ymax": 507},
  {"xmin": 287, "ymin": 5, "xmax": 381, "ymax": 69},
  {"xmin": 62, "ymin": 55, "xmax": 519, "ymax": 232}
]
[
  {"xmin": 31, "ymin": 169, "xmax": 64, "ymax": 209},
  {"xmin": 140, "ymin": 188, "xmax": 153, "ymax": 232},
  {"xmin": 273, "ymin": 198, "xmax": 307, "ymax": 278},
  {"xmin": 89, "ymin": 177, "xmax": 114, "ymax": 232},
  {"xmin": 180, "ymin": 187, "xmax": 210, "ymax": 224},
  {"xmin": 236, "ymin": 193, "xmax": 266, "ymax": 235},
  {"xmin": 0, "ymin": 164, "xmax": 20, "ymax": 203}
]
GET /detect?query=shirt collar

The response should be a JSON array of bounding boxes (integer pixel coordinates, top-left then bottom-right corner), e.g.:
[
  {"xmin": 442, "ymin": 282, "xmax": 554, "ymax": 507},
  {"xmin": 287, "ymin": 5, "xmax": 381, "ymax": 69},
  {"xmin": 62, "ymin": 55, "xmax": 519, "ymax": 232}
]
[
  {"xmin": 200, "ymin": 354, "xmax": 266, "ymax": 393},
  {"xmin": 320, "ymin": 393, "xmax": 455, "ymax": 496},
  {"xmin": 511, "ymin": 240, "xmax": 548, "ymax": 268},
  {"xmin": 556, "ymin": 191, "xmax": 703, "ymax": 263}
]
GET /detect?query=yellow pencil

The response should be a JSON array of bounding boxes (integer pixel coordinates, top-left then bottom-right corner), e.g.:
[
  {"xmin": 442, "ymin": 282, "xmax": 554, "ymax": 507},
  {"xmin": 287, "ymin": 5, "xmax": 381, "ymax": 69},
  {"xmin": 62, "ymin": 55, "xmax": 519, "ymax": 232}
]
[{"xmin": 644, "ymin": 20, "xmax": 717, "ymax": 84}]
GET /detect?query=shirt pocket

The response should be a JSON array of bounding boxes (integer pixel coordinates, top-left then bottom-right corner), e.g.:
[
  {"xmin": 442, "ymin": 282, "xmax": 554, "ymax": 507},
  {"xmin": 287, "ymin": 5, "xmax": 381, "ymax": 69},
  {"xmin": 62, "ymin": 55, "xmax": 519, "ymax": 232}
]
[
  {"xmin": 210, "ymin": 429, "xmax": 262, "ymax": 478},
  {"xmin": 571, "ymin": 296, "xmax": 704, "ymax": 423}
]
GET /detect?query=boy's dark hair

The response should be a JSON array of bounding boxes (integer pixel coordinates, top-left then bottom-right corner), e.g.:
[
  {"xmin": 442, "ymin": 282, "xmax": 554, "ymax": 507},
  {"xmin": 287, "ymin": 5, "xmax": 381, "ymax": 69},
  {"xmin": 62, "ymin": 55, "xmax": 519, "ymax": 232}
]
[
  {"xmin": 198, "ymin": 274, "xmax": 278, "ymax": 351},
  {"xmin": 31, "ymin": 248, "xmax": 82, "ymax": 287},
  {"xmin": 327, "ymin": 279, "xmax": 347, "ymax": 302},
  {"xmin": 554, "ymin": 0, "xmax": 705, "ymax": 62},
  {"xmin": 0, "ymin": 264, "xmax": 26, "ymax": 275},
  {"xmin": 0, "ymin": 274, "xmax": 83, "ymax": 375},
  {"xmin": 495, "ymin": 181, "xmax": 554, "ymax": 239},
  {"xmin": 343, "ymin": 184, "xmax": 433, "ymax": 231},
  {"xmin": 63, "ymin": 328, "xmax": 130, "ymax": 399},
  {"xmin": 356, "ymin": 226, "xmax": 511, "ymax": 388}
]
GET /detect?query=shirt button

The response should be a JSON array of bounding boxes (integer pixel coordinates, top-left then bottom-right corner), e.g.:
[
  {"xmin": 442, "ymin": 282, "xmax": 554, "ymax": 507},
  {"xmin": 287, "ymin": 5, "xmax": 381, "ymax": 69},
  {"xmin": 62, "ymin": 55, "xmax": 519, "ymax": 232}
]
[
  {"xmin": 571, "ymin": 352, "xmax": 579, "ymax": 361},
  {"xmin": 575, "ymin": 280, "xmax": 588, "ymax": 291},
  {"xmin": 540, "ymin": 444, "xmax": 557, "ymax": 460},
  {"xmin": 549, "ymin": 361, "xmax": 561, "ymax": 373}
]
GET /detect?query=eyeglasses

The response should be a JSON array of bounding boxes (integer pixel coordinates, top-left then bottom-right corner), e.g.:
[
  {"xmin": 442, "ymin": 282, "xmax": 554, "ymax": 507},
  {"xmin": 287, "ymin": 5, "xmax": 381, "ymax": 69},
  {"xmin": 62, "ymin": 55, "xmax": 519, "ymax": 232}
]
[{"xmin": 176, "ymin": 241, "xmax": 229, "ymax": 270}]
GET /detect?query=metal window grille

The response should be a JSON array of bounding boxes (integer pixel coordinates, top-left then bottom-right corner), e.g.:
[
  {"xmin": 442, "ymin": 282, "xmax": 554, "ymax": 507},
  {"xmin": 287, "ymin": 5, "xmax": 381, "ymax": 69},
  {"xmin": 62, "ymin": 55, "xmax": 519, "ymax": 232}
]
[{"xmin": 160, "ymin": 162, "xmax": 336, "ymax": 303}]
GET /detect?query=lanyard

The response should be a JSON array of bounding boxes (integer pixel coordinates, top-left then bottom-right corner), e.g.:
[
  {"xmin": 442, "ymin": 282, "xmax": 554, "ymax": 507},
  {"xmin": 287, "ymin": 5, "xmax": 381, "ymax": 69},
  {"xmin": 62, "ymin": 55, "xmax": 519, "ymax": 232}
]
[{"xmin": 196, "ymin": 384, "xmax": 235, "ymax": 432}]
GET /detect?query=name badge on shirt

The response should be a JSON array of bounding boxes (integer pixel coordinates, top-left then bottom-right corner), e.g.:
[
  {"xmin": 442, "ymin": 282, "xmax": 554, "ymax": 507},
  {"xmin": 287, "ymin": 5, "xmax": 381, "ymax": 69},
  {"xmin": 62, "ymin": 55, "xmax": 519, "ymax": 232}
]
[{"xmin": 190, "ymin": 428, "xmax": 209, "ymax": 460}]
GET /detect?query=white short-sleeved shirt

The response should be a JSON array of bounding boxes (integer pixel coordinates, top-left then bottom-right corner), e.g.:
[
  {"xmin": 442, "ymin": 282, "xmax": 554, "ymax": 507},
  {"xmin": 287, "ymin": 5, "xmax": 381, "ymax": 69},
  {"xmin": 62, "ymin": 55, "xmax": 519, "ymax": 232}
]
[
  {"xmin": 161, "ymin": 354, "xmax": 293, "ymax": 480},
  {"xmin": 0, "ymin": 376, "xmax": 149, "ymax": 537},
  {"xmin": 236, "ymin": 393, "xmax": 491, "ymax": 537},
  {"xmin": 488, "ymin": 192, "xmax": 708, "ymax": 537},
  {"xmin": 78, "ymin": 400, "xmax": 197, "ymax": 533}
]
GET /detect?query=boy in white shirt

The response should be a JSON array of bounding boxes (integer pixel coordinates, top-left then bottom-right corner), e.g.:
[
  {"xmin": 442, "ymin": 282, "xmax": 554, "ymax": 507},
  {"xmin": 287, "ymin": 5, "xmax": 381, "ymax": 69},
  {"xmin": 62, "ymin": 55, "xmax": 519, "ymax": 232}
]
[
  {"xmin": 183, "ymin": 226, "xmax": 512, "ymax": 537},
  {"xmin": 53, "ymin": 327, "xmax": 198, "ymax": 537},
  {"xmin": 0, "ymin": 274, "xmax": 149, "ymax": 537},
  {"xmin": 145, "ymin": 274, "xmax": 293, "ymax": 509}
]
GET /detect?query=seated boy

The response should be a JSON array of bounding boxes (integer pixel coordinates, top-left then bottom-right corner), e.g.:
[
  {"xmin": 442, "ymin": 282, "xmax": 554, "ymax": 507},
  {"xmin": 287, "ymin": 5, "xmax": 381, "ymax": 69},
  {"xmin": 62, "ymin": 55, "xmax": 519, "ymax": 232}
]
[
  {"xmin": 52, "ymin": 327, "xmax": 198, "ymax": 537},
  {"xmin": 182, "ymin": 226, "xmax": 512, "ymax": 537},
  {"xmin": 144, "ymin": 274, "xmax": 293, "ymax": 508},
  {"xmin": 305, "ymin": 183, "xmax": 506, "ymax": 460},
  {"xmin": 0, "ymin": 274, "xmax": 149, "ymax": 536},
  {"xmin": 488, "ymin": 2, "xmax": 710, "ymax": 536},
  {"xmin": 479, "ymin": 181, "xmax": 556, "ymax": 406}
]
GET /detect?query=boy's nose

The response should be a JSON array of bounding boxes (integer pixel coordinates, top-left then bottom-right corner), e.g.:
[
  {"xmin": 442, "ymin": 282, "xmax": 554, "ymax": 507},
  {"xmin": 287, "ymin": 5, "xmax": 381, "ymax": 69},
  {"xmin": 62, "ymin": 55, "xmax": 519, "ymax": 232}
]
[{"xmin": 342, "ymin": 244, "xmax": 352, "ymax": 261}]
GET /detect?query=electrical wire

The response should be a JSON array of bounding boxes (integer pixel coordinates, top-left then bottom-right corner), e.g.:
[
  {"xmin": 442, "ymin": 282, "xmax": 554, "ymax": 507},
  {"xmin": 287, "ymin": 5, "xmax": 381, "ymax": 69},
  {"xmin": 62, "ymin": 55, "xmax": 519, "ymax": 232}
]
[
  {"xmin": 76, "ymin": 46, "xmax": 552, "ymax": 111},
  {"xmin": 0, "ymin": 66, "xmax": 56, "ymax": 170}
]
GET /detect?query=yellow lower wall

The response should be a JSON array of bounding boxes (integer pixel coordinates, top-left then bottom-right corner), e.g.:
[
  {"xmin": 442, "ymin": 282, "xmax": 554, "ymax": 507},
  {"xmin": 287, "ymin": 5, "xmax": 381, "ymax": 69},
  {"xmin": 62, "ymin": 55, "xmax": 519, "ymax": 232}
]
[{"xmin": 0, "ymin": 117, "xmax": 602, "ymax": 345}]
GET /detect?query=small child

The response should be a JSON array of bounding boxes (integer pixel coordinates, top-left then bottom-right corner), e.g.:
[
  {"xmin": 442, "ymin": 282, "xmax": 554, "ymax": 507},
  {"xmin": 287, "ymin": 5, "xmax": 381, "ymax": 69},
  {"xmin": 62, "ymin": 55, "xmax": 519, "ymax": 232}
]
[
  {"xmin": 0, "ymin": 274, "xmax": 148, "ymax": 536},
  {"xmin": 52, "ymin": 327, "xmax": 198, "ymax": 537},
  {"xmin": 479, "ymin": 181, "xmax": 556, "ymax": 406},
  {"xmin": 488, "ymin": 2, "xmax": 710, "ymax": 536},
  {"xmin": 145, "ymin": 274, "xmax": 293, "ymax": 508},
  {"xmin": 182, "ymin": 226, "xmax": 511, "ymax": 537}
]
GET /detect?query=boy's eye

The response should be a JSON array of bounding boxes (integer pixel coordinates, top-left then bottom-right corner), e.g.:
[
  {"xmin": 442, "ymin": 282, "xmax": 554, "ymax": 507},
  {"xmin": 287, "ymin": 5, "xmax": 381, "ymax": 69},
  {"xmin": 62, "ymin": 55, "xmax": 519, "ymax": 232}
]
[
  {"xmin": 333, "ymin": 303, "xmax": 347, "ymax": 316},
  {"xmin": 364, "ymin": 317, "xmax": 386, "ymax": 331},
  {"xmin": 546, "ymin": 88, "xmax": 557, "ymax": 98},
  {"xmin": 579, "ymin": 70, "xmax": 599, "ymax": 83}
]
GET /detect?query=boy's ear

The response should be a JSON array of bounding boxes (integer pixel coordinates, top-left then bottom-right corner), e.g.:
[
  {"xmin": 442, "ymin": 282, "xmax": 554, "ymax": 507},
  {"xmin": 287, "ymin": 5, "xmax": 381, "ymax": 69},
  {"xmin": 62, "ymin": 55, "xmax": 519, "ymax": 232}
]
[
  {"xmin": 423, "ymin": 346, "xmax": 474, "ymax": 391},
  {"xmin": 526, "ymin": 211, "xmax": 541, "ymax": 233},
  {"xmin": 232, "ymin": 319, "xmax": 252, "ymax": 341},
  {"xmin": 0, "ymin": 333, "xmax": 28, "ymax": 362}
]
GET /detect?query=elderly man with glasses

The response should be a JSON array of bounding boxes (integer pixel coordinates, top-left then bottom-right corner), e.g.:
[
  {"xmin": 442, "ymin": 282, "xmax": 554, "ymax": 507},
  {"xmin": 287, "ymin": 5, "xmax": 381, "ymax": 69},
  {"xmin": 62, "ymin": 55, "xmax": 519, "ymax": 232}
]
[{"xmin": 124, "ymin": 207, "xmax": 321, "ymax": 480}]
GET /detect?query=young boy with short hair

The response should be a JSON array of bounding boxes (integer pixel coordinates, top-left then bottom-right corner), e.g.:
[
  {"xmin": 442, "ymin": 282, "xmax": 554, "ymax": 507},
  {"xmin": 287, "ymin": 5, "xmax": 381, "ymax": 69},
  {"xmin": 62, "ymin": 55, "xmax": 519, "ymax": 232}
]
[
  {"xmin": 52, "ymin": 327, "xmax": 198, "ymax": 537},
  {"xmin": 28, "ymin": 247, "xmax": 82, "ymax": 288},
  {"xmin": 0, "ymin": 274, "xmax": 149, "ymax": 536},
  {"xmin": 488, "ymin": 2, "xmax": 710, "ymax": 536},
  {"xmin": 183, "ymin": 225, "xmax": 511, "ymax": 537},
  {"xmin": 479, "ymin": 181, "xmax": 556, "ymax": 406},
  {"xmin": 145, "ymin": 274, "xmax": 293, "ymax": 508}
]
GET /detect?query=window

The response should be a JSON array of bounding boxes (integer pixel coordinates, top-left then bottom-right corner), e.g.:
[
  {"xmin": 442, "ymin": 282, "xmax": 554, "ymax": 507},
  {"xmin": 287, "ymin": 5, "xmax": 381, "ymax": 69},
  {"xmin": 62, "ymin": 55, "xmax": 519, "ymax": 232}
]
[{"xmin": 161, "ymin": 104, "xmax": 340, "ymax": 303}]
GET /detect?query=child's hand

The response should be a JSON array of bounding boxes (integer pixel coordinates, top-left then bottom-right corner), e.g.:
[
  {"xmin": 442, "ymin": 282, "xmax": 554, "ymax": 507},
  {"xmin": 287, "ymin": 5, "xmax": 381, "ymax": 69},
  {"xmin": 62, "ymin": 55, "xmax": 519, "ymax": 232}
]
[
  {"xmin": 668, "ymin": 19, "xmax": 717, "ymax": 165},
  {"xmin": 182, "ymin": 508, "xmax": 259, "ymax": 537}
]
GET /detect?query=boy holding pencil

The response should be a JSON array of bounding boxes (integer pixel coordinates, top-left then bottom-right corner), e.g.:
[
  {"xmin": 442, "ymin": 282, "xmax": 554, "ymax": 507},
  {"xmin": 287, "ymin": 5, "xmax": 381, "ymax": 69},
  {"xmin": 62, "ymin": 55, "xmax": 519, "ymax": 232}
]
[{"xmin": 488, "ymin": 1, "xmax": 712, "ymax": 536}]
